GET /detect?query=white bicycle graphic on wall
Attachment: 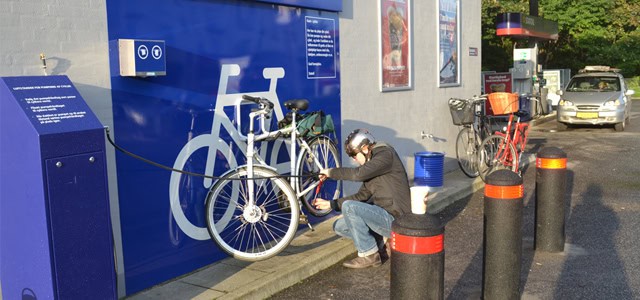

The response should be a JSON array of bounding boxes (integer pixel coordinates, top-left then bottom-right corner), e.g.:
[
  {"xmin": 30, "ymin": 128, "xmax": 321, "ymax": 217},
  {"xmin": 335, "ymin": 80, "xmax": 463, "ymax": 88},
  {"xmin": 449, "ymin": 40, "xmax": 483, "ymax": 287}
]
[{"xmin": 168, "ymin": 64, "xmax": 341, "ymax": 260}]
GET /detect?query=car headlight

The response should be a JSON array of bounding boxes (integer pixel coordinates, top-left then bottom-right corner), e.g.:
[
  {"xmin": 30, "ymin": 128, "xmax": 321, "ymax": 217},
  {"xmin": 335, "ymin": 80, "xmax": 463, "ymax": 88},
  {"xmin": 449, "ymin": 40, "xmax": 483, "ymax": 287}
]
[
  {"xmin": 603, "ymin": 99, "xmax": 621, "ymax": 107},
  {"xmin": 559, "ymin": 99, "xmax": 574, "ymax": 106}
]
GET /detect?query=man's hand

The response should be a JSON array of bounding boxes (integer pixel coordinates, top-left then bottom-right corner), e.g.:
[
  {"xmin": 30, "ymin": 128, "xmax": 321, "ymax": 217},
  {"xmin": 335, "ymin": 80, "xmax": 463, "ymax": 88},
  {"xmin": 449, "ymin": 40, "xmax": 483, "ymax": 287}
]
[
  {"xmin": 313, "ymin": 197, "xmax": 332, "ymax": 210},
  {"xmin": 319, "ymin": 168, "xmax": 330, "ymax": 182}
]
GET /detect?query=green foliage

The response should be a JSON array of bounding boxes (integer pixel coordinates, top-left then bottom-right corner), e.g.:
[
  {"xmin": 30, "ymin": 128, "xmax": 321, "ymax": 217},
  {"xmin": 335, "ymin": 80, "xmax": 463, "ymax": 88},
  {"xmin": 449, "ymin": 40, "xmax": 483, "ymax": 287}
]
[
  {"xmin": 626, "ymin": 76, "xmax": 640, "ymax": 92},
  {"xmin": 482, "ymin": 0, "xmax": 640, "ymax": 77}
]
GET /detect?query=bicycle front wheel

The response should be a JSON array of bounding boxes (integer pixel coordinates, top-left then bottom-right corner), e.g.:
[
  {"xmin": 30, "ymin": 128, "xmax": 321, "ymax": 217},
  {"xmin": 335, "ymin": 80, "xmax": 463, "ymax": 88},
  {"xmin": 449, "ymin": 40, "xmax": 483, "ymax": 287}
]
[
  {"xmin": 205, "ymin": 166, "xmax": 299, "ymax": 261},
  {"xmin": 478, "ymin": 134, "xmax": 517, "ymax": 182},
  {"xmin": 455, "ymin": 127, "xmax": 480, "ymax": 177},
  {"xmin": 296, "ymin": 136, "xmax": 341, "ymax": 217}
]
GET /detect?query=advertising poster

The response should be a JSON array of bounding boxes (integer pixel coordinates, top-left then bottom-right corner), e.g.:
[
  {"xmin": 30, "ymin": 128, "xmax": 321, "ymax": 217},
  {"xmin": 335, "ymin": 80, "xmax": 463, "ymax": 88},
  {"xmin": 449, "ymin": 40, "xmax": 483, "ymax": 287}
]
[
  {"xmin": 542, "ymin": 70, "xmax": 561, "ymax": 94},
  {"xmin": 379, "ymin": 0, "xmax": 411, "ymax": 91},
  {"xmin": 543, "ymin": 69, "xmax": 561, "ymax": 107},
  {"xmin": 438, "ymin": 0, "xmax": 459, "ymax": 86},
  {"xmin": 483, "ymin": 72, "xmax": 513, "ymax": 94}
]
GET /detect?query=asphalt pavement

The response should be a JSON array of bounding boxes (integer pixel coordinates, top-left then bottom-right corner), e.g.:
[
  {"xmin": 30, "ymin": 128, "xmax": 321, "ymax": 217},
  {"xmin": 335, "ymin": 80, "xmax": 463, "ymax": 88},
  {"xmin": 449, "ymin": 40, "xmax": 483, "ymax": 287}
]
[
  {"xmin": 270, "ymin": 102, "xmax": 640, "ymax": 300},
  {"xmin": 124, "ymin": 114, "xmax": 556, "ymax": 300}
]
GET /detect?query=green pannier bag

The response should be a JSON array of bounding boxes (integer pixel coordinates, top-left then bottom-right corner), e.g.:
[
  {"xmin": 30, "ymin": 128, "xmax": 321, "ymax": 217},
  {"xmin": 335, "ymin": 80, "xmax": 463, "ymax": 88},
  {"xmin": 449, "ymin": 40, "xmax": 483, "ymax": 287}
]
[{"xmin": 296, "ymin": 110, "xmax": 335, "ymax": 137}]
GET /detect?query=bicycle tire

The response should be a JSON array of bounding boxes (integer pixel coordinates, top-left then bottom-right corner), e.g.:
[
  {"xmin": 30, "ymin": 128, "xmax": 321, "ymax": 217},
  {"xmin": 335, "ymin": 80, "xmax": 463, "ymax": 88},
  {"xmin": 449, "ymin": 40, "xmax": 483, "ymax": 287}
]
[
  {"xmin": 455, "ymin": 127, "xmax": 480, "ymax": 177},
  {"xmin": 478, "ymin": 134, "xmax": 517, "ymax": 182},
  {"xmin": 296, "ymin": 136, "xmax": 342, "ymax": 217},
  {"xmin": 205, "ymin": 166, "xmax": 299, "ymax": 261}
]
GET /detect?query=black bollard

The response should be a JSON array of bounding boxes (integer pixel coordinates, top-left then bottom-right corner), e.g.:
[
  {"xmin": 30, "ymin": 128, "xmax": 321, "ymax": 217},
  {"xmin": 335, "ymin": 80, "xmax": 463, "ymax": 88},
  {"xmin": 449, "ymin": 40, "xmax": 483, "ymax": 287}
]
[
  {"xmin": 390, "ymin": 213, "xmax": 444, "ymax": 300},
  {"xmin": 535, "ymin": 147, "xmax": 567, "ymax": 252},
  {"xmin": 483, "ymin": 170, "xmax": 523, "ymax": 300}
]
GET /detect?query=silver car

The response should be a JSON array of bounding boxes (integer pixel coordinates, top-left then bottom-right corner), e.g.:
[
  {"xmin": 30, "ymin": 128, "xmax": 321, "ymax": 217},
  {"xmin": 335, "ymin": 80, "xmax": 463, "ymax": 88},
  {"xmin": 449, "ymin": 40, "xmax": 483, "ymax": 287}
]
[{"xmin": 556, "ymin": 68, "xmax": 634, "ymax": 131}]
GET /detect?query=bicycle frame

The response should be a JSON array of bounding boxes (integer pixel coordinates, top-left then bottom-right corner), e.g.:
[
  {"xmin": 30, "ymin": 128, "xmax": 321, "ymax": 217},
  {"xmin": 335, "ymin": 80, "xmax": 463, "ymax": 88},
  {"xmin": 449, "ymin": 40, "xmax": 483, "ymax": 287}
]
[
  {"xmin": 242, "ymin": 100, "xmax": 324, "ymax": 206},
  {"xmin": 476, "ymin": 95, "xmax": 539, "ymax": 181},
  {"xmin": 473, "ymin": 98, "xmax": 493, "ymax": 141},
  {"xmin": 490, "ymin": 113, "xmax": 530, "ymax": 172}
]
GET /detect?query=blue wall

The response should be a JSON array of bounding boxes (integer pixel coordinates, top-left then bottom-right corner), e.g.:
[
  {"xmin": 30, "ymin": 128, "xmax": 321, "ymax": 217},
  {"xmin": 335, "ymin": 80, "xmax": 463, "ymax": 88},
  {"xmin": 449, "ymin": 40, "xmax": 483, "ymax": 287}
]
[{"xmin": 106, "ymin": 0, "xmax": 341, "ymax": 294}]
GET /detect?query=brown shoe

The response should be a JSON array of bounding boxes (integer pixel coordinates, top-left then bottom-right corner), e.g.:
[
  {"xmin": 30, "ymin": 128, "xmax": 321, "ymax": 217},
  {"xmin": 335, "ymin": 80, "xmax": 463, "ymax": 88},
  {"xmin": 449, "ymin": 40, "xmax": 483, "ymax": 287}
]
[
  {"xmin": 385, "ymin": 240, "xmax": 391, "ymax": 258},
  {"xmin": 342, "ymin": 252, "xmax": 382, "ymax": 269},
  {"xmin": 379, "ymin": 241, "xmax": 391, "ymax": 262}
]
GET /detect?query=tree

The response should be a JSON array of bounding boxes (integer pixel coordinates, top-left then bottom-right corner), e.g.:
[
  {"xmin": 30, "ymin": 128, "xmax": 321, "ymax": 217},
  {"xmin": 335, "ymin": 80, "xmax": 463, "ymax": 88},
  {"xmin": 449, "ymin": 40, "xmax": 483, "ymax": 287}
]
[{"xmin": 482, "ymin": 0, "xmax": 640, "ymax": 77}]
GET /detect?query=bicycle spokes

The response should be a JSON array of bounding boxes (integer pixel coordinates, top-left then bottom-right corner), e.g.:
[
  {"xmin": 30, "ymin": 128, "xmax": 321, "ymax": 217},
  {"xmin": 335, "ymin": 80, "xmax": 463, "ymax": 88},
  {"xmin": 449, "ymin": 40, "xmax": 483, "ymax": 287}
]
[
  {"xmin": 205, "ymin": 167, "xmax": 298, "ymax": 261},
  {"xmin": 478, "ymin": 134, "xmax": 517, "ymax": 182},
  {"xmin": 297, "ymin": 137, "xmax": 341, "ymax": 217}
]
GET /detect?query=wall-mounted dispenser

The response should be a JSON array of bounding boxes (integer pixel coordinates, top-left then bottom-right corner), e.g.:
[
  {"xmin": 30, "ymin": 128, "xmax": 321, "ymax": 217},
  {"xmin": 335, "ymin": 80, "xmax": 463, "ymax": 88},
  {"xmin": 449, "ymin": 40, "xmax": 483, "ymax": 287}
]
[{"xmin": 118, "ymin": 39, "xmax": 166, "ymax": 77}]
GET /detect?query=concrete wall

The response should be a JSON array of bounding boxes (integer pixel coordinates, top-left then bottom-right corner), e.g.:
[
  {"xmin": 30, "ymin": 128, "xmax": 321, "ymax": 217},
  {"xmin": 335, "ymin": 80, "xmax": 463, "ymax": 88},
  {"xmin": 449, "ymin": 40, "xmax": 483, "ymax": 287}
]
[
  {"xmin": 0, "ymin": 0, "xmax": 125, "ymax": 296},
  {"xmin": 339, "ymin": 0, "xmax": 482, "ymax": 187}
]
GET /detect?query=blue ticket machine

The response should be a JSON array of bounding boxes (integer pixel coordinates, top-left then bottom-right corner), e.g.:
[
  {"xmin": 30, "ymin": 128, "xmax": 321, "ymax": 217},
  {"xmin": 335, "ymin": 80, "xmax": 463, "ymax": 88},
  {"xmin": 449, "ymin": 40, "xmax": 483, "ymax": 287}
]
[{"xmin": 0, "ymin": 76, "xmax": 116, "ymax": 299}]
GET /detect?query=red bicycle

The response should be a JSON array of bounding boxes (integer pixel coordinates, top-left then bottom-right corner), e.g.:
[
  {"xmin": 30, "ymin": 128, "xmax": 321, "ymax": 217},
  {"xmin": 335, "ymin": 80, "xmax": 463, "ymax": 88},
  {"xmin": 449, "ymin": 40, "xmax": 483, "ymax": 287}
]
[{"xmin": 478, "ymin": 93, "xmax": 535, "ymax": 182}]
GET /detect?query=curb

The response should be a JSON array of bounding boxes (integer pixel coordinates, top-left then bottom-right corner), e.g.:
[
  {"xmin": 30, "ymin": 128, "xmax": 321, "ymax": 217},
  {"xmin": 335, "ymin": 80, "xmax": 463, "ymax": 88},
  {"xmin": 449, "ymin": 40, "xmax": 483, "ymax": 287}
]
[
  {"xmin": 427, "ymin": 176, "xmax": 485, "ymax": 214},
  {"xmin": 218, "ymin": 217, "xmax": 354, "ymax": 300},
  {"xmin": 530, "ymin": 111, "xmax": 556, "ymax": 126},
  {"xmin": 125, "ymin": 216, "xmax": 356, "ymax": 300}
]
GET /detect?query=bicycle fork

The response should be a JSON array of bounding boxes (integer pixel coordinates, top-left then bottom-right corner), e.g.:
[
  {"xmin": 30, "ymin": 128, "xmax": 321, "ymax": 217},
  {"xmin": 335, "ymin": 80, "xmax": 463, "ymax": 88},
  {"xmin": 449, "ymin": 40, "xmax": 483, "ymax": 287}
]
[{"xmin": 289, "ymin": 112, "xmax": 316, "ymax": 231}]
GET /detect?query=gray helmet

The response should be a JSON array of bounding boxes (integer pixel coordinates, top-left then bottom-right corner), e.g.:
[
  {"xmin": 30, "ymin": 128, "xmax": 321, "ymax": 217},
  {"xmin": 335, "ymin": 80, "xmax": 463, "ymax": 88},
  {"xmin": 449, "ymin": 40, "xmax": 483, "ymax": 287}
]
[{"xmin": 345, "ymin": 129, "xmax": 376, "ymax": 157}]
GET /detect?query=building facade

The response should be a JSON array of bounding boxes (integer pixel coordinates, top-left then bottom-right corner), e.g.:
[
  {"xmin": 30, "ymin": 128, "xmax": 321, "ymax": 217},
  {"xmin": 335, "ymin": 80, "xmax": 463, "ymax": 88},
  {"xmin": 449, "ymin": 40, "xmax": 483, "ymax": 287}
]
[{"xmin": 0, "ymin": 0, "xmax": 481, "ymax": 297}]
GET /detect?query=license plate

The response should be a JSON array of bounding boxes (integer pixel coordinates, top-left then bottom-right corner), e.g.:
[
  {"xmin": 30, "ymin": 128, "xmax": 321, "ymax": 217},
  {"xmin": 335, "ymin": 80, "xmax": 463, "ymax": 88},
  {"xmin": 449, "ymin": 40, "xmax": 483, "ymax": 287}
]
[{"xmin": 576, "ymin": 112, "xmax": 599, "ymax": 119}]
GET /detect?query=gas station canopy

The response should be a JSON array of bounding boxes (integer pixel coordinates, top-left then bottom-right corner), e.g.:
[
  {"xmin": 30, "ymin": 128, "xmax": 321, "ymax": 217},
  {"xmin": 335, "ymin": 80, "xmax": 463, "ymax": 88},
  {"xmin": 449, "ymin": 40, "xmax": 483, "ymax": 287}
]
[{"xmin": 496, "ymin": 13, "xmax": 558, "ymax": 40}]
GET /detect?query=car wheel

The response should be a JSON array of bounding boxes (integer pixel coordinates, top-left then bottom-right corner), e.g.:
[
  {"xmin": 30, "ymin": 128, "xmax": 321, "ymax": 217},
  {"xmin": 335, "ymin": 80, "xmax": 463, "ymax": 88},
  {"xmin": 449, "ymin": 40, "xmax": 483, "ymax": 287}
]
[
  {"xmin": 557, "ymin": 122, "xmax": 569, "ymax": 131},
  {"xmin": 614, "ymin": 121, "xmax": 625, "ymax": 132}
]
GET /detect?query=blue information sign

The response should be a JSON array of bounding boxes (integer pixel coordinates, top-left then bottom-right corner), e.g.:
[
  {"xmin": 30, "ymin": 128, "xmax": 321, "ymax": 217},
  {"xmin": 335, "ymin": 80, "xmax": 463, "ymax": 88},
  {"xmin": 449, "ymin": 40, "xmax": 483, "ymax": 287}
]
[
  {"xmin": 305, "ymin": 16, "xmax": 337, "ymax": 79},
  {"xmin": 134, "ymin": 40, "xmax": 166, "ymax": 74},
  {"xmin": 0, "ymin": 76, "xmax": 103, "ymax": 135}
]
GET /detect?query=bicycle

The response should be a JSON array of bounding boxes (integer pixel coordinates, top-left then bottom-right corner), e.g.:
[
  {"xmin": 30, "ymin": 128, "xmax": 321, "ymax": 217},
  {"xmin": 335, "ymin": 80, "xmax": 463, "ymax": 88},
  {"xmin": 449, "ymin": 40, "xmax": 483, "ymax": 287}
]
[
  {"xmin": 448, "ymin": 95, "xmax": 500, "ymax": 177},
  {"xmin": 169, "ymin": 64, "xmax": 290, "ymax": 241},
  {"xmin": 477, "ymin": 94, "xmax": 538, "ymax": 182},
  {"xmin": 204, "ymin": 94, "xmax": 342, "ymax": 261}
]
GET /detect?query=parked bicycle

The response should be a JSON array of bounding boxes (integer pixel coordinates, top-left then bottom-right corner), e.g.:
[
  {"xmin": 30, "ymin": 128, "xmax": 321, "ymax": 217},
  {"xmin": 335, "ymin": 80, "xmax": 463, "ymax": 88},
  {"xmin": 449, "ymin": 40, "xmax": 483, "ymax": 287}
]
[
  {"xmin": 448, "ymin": 95, "xmax": 499, "ymax": 177},
  {"xmin": 204, "ymin": 95, "xmax": 342, "ymax": 261},
  {"xmin": 477, "ymin": 93, "xmax": 538, "ymax": 182}
]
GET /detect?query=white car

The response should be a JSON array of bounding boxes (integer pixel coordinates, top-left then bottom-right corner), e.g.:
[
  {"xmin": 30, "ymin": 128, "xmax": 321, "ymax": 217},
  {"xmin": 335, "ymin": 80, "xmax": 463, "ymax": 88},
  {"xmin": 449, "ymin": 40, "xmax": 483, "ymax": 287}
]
[{"xmin": 556, "ymin": 66, "xmax": 634, "ymax": 131}]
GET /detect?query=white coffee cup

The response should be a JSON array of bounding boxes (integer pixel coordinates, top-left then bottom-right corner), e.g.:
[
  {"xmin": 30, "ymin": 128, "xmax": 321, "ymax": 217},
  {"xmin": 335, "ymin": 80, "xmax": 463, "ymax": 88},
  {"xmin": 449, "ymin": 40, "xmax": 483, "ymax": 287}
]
[{"xmin": 410, "ymin": 186, "xmax": 430, "ymax": 214}]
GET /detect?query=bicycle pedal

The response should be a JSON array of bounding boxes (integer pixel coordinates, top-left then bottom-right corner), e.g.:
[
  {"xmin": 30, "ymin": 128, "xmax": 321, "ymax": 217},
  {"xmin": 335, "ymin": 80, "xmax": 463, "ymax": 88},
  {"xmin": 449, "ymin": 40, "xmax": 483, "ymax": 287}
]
[{"xmin": 299, "ymin": 215, "xmax": 309, "ymax": 224}]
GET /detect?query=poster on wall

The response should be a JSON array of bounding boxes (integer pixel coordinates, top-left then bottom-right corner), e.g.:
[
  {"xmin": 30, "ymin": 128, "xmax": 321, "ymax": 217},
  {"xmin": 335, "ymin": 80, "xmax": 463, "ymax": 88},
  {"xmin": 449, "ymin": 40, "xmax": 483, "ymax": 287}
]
[
  {"xmin": 438, "ymin": 0, "xmax": 460, "ymax": 87},
  {"xmin": 379, "ymin": 0, "xmax": 411, "ymax": 91},
  {"xmin": 483, "ymin": 72, "xmax": 513, "ymax": 94}
]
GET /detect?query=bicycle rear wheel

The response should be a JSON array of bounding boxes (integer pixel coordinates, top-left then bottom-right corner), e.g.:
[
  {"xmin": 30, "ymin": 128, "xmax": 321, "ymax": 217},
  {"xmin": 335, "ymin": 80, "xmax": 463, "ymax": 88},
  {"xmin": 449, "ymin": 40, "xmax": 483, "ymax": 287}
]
[
  {"xmin": 455, "ymin": 127, "xmax": 480, "ymax": 177},
  {"xmin": 478, "ymin": 134, "xmax": 517, "ymax": 182},
  {"xmin": 205, "ymin": 166, "xmax": 299, "ymax": 261},
  {"xmin": 297, "ymin": 136, "xmax": 341, "ymax": 217}
]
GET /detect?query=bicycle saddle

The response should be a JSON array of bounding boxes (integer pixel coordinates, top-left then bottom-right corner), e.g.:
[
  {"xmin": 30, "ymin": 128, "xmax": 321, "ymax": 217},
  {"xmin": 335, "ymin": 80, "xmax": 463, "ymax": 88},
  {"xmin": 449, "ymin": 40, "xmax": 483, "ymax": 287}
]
[
  {"xmin": 515, "ymin": 110, "xmax": 532, "ymax": 122},
  {"xmin": 284, "ymin": 99, "xmax": 309, "ymax": 111}
]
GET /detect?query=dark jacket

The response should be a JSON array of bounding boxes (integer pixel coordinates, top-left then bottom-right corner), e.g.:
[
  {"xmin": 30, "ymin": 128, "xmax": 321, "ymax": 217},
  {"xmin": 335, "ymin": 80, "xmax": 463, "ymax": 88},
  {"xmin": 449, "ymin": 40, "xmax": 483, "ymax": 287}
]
[{"xmin": 328, "ymin": 142, "xmax": 411, "ymax": 218}]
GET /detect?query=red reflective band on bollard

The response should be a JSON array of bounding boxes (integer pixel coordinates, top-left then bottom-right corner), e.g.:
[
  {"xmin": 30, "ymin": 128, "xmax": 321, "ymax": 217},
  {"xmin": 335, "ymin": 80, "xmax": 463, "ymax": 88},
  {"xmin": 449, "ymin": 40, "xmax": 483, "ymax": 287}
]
[
  {"xmin": 391, "ymin": 232, "xmax": 444, "ymax": 254},
  {"xmin": 536, "ymin": 157, "xmax": 567, "ymax": 169},
  {"xmin": 484, "ymin": 184, "xmax": 523, "ymax": 199}
]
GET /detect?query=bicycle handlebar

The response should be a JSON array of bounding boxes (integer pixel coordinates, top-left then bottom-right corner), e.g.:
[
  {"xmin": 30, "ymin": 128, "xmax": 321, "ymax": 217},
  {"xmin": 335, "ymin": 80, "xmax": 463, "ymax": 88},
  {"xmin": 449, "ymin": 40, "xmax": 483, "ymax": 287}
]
[{"xmin": 242, "ymin": 94, "xmax": 274, "ymax": 109}]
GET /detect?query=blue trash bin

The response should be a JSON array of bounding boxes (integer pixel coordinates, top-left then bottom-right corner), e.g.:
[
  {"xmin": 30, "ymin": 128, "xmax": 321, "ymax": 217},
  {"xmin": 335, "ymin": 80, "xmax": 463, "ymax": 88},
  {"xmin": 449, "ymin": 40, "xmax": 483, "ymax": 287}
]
[{"xmin": 414, "ymin": 151, "xmax": 444, "ymax": 189}]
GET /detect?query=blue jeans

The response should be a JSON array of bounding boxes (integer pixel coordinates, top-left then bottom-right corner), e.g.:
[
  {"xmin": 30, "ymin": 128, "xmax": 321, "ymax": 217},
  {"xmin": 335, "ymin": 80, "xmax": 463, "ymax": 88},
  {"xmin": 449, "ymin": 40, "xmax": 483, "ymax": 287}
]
[{"xmin": 333, "ymin": 200, "xmax": 395, "ymax": 257}]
